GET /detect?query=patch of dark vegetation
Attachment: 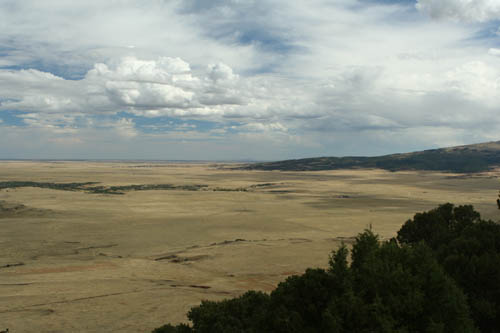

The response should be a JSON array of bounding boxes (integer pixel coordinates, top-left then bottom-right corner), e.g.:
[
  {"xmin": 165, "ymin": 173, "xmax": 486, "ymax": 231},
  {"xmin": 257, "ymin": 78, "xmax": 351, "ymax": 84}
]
[
  {"xmin": 0, "ymin": 181, "xmax": 209, "ymax": 195},
  {"xmin": 155, "ymin": 255, "xmax": 179, "ymax": 261},
  {"xmin": 0, "ymin": 200, "xmax": 27, "ymax": 212},
  {"xmin": 171, "ymin": 255, "xmax": 210, "ymax": 263},
  {"xmin": 209, "ymin": 239, "xmax": 246, "ymax": 246},
  {"xmin": 0, "ymin": 181, "xmax": 293, "ymax": 195},
  {"xmin": 242, "ymin": 141, "xmax": 500, "ymax": 173},
  {"xmin": 106, "ymin": 184, "xmax": 208, "ymax": 193},
  {"xmin": 86, "ymin": 183, "xmax": 209, "ymax": 195},
  {"xmin": 0, "ymin": 283, "xmax": 32, "ymax": 286},
  {"xmin": 329, "ymin": 236, "xmax": 356, "ymax": 243},
  {"xmin": 288, "ymin": 238, "xmax": 312, "ymax": 243},
  {"xmin": 249, "ymin": 183, "xmax": 278, "ymax": 188},
  {"xmin": 156, "ymin": 254, "xmax": 211, "ymax": 263},
  {"xmin": 188, "ymin": 285, "xmax": 211, "ymax": 289},
  {"xmin": 154, "ymin": 203, "xmax": 500, "ymax": 333},
  {"xmin": 170, "ymin": 284, "xmax": 211, "ymax": 290},
  {"xmin": 0, "ymin": 262, "xmax": 25, "ymax": 269},
  {"xmin": 76, "ymin": 244, "xmax": 118, "ymax": 251},
  {"xmin": 211, "ymin": 187, "xmax": 247, "ymax": 192},
  {"xmin": 86, "ymin": 186, "xmax": 125, "ymax": 195},
  {"xmin": 0, "ymin": 181, "xmax": 98, "ymax": 191},
  {"xmin": 97, "ymin": 253, "xmax": 123, "ymax": 258},
  {"xmin": 0, "ymin": 200, "xmax": 51, "ymax": 218},
  {"xmin": 233, "ymin": 208, "xmax": 254, "ymax": 213}
]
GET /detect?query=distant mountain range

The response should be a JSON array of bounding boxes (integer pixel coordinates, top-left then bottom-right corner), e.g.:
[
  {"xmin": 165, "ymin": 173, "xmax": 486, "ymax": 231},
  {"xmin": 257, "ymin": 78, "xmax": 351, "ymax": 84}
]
[{"xmin": 244, "ymin": 141, "xmax": 500, "ymax": 173}]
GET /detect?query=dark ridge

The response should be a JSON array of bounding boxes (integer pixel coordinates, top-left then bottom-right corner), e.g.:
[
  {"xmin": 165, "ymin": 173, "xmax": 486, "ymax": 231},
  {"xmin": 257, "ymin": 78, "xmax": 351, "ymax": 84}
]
[{"xmin": 242, "ymin": 141, "xmax": 500, "ymax": 173}]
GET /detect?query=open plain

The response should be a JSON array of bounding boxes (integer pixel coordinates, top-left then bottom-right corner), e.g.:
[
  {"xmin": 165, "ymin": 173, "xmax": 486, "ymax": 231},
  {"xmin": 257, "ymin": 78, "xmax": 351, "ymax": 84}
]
[{"xmin": 0, "ymin": 161, "xmax": 499, "ymax": 332}]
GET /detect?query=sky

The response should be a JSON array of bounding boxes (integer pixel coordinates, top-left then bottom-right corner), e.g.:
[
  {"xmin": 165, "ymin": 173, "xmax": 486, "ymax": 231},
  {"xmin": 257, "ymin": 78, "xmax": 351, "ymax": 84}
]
[{"xmin": 1, "ymin": 0, "xmax": 500, "ymax": 160}]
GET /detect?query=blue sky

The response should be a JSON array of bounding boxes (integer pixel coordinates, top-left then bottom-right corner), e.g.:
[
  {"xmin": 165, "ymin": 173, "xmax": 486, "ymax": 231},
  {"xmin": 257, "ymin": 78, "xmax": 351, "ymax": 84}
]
[{"xmin": 1, "ymin": 0, "xmax": 500, "ymax": 160}]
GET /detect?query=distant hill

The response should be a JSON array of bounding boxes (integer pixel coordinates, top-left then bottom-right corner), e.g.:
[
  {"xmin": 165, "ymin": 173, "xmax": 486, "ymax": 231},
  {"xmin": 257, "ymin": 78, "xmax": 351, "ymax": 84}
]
[{"xmin": 244, "ymin": 141, "xmax": 500, "ymax": 173}]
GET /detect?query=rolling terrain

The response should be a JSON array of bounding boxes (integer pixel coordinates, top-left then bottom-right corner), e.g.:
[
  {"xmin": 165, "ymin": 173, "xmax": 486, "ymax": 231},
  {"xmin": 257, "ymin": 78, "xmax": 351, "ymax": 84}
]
[
  {"xmin": 0, "ymin": 161, "xmax": 499, "ymax": 332},
  {"xmin": 244, "ymin": 141, "xmax": 500, "ymax": 173}
]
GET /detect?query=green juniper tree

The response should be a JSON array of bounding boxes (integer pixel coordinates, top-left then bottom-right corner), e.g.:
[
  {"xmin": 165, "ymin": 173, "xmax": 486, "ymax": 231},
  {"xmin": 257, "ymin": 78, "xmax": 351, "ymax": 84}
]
[{"xmin": 397, "ymin": 203, "xmax": 500, "ymax": 333}]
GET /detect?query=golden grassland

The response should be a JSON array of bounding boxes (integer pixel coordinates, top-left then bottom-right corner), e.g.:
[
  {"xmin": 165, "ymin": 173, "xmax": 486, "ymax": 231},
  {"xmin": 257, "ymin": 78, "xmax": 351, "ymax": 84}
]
[{"xmin": 0, "ymin": 161, "xmax": 499, "ymax": 332}]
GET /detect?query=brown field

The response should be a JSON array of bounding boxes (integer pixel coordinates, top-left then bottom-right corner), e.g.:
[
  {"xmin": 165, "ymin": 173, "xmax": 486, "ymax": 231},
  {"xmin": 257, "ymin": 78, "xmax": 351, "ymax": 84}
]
[{"xmin": 0, "ymin": 161, "xmax": 499, "ymax": 332}]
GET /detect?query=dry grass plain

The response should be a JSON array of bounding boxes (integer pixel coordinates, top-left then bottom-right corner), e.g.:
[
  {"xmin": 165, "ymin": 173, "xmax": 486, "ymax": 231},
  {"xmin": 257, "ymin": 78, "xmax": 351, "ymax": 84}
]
[{"xmin": 0, "ymin": 161, "xmax": 499, "ymax": 332}]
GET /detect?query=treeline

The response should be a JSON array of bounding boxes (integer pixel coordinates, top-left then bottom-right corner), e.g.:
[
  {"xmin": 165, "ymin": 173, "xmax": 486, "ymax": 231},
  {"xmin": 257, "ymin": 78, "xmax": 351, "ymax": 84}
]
[
  {"xmin": 90, "ymin": 184, "xmax": 209, "ymax": 195},
  {"xmin": 0, "ymin": 181, "xmax": 97, "ymax": 191},
  {"xmin": 0, "ymin": 181, "xmax": 209, "ymax": 195},
  {"xmin": 244, "ymin": 147, "xmax": 500, "ymax": 173},
  {"xmin": 0, "ymin": 181, "xmax": 254, "ymax": 195},
  {"xmin": 154, "ymin": 204, "xmax": 500, "ymax": 332}
]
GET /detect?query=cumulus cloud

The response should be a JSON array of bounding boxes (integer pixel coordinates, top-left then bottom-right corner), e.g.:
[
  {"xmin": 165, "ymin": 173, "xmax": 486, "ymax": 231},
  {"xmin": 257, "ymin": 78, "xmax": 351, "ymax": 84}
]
[
  {"xmin": 416, "ymin": 0, "xmax": 500, "ymax": 22},
  {"xmin": 87, "ymin": 57, "xmax": 195, "ymax": 84},
  {"xmin": 0, "ymin": 69, "xmax": 86, "ymax": 113},
  {"xmin": 0, "ymin": 56, "xmax": 247, "ymax": 119},
  {"xmin": 207, "ymin": 63, "xmax": 238, "ymax": 82}
]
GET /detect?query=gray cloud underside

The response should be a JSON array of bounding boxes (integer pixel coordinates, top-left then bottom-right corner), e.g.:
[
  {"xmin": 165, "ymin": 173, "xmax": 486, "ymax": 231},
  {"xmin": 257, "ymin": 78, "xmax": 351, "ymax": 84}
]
[{"xmin": 416, "ymin": 0, "xmax": 500, "ymax": 22}]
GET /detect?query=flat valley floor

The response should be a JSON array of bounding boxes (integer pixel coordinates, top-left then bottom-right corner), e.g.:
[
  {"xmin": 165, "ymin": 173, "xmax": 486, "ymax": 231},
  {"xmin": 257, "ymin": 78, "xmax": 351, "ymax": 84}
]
[{"xmin": 1, "ymin": 161, "xmax": 499, "ymax": 332}]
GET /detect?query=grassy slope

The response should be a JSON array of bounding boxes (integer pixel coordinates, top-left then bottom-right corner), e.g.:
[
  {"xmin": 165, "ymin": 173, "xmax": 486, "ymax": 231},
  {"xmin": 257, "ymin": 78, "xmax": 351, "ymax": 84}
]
[{"xmin": 244, "ymin": 141, "xmax": 500, "ymax": 173}]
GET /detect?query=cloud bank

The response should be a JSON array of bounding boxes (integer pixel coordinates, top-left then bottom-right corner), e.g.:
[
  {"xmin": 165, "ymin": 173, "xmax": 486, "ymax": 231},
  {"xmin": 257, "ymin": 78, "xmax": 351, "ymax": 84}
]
[{"xmin": 1, "ymin": 0, "xmax": 500, "ymax": 160}]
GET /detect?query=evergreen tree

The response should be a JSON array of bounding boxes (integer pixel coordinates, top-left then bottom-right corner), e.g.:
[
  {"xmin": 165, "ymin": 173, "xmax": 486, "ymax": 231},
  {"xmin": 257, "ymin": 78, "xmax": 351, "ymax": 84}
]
[{"xmin": 397, "ymin": 203, "xmax": 500, "ymax": 332}]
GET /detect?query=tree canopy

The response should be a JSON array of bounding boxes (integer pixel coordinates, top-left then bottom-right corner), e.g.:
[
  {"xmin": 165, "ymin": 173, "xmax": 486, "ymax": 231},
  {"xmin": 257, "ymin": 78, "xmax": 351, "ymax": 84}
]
[{"xmin": 397, "ymin": 203, "xmax": 500, "ymax": 333}]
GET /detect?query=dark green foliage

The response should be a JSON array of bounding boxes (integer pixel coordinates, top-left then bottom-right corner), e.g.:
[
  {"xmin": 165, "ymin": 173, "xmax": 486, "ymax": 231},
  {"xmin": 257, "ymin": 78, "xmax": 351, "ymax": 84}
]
[
  {"xmin": 397, "ymin": 203, "xmax": 480, "ymax": 249},
  {"xmin": 327, "ymin": 232, "xmax": 475, "ymax": 333},
  {"xmin": 153, "ymin": 323, "xmax": 193, "ymax": 333},
  {"xmin": 397, "ymin": 204, "xmax": 500, "ymax": 332},
  {"xmin": 243, "ymin": 144, "xmax": 500, "ymax": 173},
  {"xmin": 154, "ymin": 229, "xmax": 476, "ymax": 332},
  {"xmin": 188, "ymin": 291, "xmax": 270, "ymax": 333},
  {"xmin": 267, "ymin": 268, "xmax": 338, "ymax": 332}
]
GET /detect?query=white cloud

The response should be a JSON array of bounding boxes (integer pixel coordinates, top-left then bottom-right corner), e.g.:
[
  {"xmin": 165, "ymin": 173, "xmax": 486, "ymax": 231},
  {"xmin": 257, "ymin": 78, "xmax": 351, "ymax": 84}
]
[
  {"xmin": 444, "ymin": 61, "xmax": 500, "ymax": 104},
  {"xmin": 207, "ymin": 63, "xmax": 238, "ymax": 82},
  {"xmin": 488, "ymin": 48, "xmax": 500, "ymax": 56},
  {"xmin": 0, "ymin": 56, "xmax": 247, "ymax": 118},
  {"xmin": 111, "ymin": 118, "xmax": 138, "ymax": 138},
  {"xmin": 237, "ymin": 122, "xmax": 288, "ymax": 133},
  {"xmin": 88, "ymin": 57, "xmax": 195, "ymax": 84},
  {"xmin": 416, "ymin": 0, "xmax": 500, "ymax": 22},
  {"xmin": 0, "ymin": 1, "xmax": 260, "ymax": 76}
]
